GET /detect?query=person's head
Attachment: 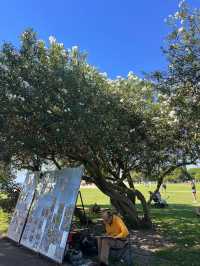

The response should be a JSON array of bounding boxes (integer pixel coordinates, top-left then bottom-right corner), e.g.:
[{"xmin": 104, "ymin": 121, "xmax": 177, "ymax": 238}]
[{"xmin": 102, "ymin": 210, "xmax": 113, "ymax": 224}]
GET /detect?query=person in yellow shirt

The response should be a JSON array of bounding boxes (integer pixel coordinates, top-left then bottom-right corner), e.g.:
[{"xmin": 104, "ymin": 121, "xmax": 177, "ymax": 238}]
[{"xmin": 97, "ymin": 210, "xmax": 129, "ymax": 266}]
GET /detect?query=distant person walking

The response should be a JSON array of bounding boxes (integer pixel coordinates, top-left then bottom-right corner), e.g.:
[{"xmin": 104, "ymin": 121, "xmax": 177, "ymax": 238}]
[{"xmin": 191, "ymin": 180, "xmax": 197, "ymax": 202}]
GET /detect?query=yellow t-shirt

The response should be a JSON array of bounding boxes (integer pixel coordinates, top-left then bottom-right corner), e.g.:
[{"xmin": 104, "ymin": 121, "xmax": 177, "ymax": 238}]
[{"xmin": 105, "ymin": 215, "xmax": 129, "ymax": 238}]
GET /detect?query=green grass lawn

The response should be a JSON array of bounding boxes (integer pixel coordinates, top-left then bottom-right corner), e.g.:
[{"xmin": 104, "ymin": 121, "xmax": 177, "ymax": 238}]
[
  {"xmin": 0, "ymin": 193, "xmax": 10, "ymax": 235},
  {"xmin": 1, "ymin": 183, "xmax": 200, "ymax": 265},
  {"xmin": 79, "ymin": 184, "xmax": 200, "ymax": 266},
  {"xmin": 0, "ymin": 209, "xmax": 10, "ymax": 235}
]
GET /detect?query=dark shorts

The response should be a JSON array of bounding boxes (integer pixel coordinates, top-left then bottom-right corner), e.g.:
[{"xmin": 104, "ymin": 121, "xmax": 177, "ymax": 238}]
[{"xmin": 99, "ymin": 237, "xmax": 127, "ymax": 249}]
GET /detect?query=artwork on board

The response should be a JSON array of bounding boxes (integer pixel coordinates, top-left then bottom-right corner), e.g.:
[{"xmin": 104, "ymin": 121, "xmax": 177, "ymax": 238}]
[
  {"xmin": 7, "ymin": 172, "xmax": 36, "ymax": 243},
  {"xmin": 20, "ymin": 167, "xmax": 83, "ymax": 263}
]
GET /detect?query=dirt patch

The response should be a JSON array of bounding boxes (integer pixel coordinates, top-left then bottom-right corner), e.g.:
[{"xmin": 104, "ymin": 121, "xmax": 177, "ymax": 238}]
[
  {"xmin": 1, "ymin": 228, "xmax": 173, "ymax": 266},
  {"xmin": 128, "ymin": 229, "xmax": 174, "ymax": 266},
  {"xmin": 84, "ymin": 222, "xmax": 173, "ymax": 265},
  {"xmin": 0, "ymin": 236, "xmax": 70, "ymax": 266}
]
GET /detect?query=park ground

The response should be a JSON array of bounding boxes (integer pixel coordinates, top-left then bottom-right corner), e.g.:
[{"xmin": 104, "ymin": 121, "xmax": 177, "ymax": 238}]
[{"xmin": 1, "ymin": 183, "xmax": 200, "ymax": 266}]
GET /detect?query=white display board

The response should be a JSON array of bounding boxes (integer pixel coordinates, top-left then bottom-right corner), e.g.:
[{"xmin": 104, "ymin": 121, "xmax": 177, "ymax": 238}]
[
  {"xmin": 20, "ymin": 167, "xmax": 83, "ymax": 263},
  {"xmin": 7, "ymin": 172, "xmax": 36, "ymax": 243}
]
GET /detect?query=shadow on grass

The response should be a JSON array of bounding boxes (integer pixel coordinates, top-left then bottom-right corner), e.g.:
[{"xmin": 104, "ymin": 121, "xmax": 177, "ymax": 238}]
[
  {"xmin": 78, "ymin": 203, "xmax": 200, "ymax": 265},
  {"xmin": 2, "ymin": 199, "xmax": 200, "ymax": 266},
  {"xmin": 0, "ymin": 209, "xmax": 10, "ymax": 235},
  {"xmin": 150, "ymin": 204, "xmax": 200, "ymax": 266}
]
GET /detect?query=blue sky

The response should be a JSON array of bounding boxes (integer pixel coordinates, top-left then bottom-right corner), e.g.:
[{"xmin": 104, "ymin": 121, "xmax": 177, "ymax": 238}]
[
  {"xmin": 1, "ymin": 0, "xmax": 199, "ymax": 79},
  {"xmin": 2, "ymin": 0, "xmax": 199, "ymax": 183}
]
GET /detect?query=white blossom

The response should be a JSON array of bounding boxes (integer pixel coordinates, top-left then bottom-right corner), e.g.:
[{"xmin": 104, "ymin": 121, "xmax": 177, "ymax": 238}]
[
  {"xmin": 178, "ymin": 27, "xmax": 184, "ymax": 33},
  {"xmin": 64, "ymin": 108, "xmax": 71, "ymax": 112},
  {"xmin": 127, "ymin": 71, "xmax": 134, "ymax": 78},
  {"xmin": 127, "ymin": 71, "xmax": 138, "ymax": 80},
  {"xmin": 179, "ymin": 0, "xmax": 186, "ymax": 8},
  {"xmin": 162, "ymin": 100, "xmax": 169, "ymax": 106},
  {"xmin": 72, "ymin": 46, "xmax": 78, "ymax": 51},
  {"xmin": 22, "ymin": 80, "xmax": 30, "ymax": 88},
  {"xmin": 169, "ymin": 110, "xmax": 176, "ymax": 118},
  {"xmin": 180, "ymin": 19, "xmax": 184, "ymax": 24},
  {"xmin": 49, "ymin": 36, "xmax": 56, "ymax": 45},
  {"xmin": 57, "ymin": 42, "xmax": 64, "ymax": 48},
  {"xmin": 141, "ymin": 87, "xmax": 147, "ymax": 92},
  {"xmin": 0, "ymin": 63, "xmax": 9, "ymax": 71},
  {"xmin": 152, "ymin": 116, "xmax": 160, "ymax": 121},
  {"xmin": 18, "ymin": 96, "xmax": 25, "ymax": 102},
  {"xmin": 175, "ymin": 11, "xmax": 180, "ymax": 19}
]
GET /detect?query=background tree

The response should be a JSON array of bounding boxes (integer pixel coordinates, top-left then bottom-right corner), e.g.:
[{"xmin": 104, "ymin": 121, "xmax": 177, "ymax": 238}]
[
  {"xmin": 152, "ymin": 0, "xmax": 200, "ymax": 167},
  {"xmin": 146, "ymin": 0, "xmax": 200, "ymax": 202},
  {"xmin": 0, "ymin": 162, "xmax": 20, "ymax": 212}
]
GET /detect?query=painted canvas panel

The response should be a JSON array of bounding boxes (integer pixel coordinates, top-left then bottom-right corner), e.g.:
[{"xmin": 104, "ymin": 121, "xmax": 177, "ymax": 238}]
[
  {"xmin": 7, "ymin": 172, "xmax": 36, "ymax": 243},
  {"xmin": 20, "ymin": 167, "xmax": 83, "ymax": 263}
]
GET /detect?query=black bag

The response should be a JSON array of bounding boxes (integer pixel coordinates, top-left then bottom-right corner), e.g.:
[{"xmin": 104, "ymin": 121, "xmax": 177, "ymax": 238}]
[{"xmin": 80, "ymin": 235, "xmax": 98, "ymax": 256}]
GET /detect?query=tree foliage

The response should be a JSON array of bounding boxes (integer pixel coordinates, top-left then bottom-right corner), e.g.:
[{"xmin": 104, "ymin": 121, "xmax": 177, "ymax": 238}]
[
  {"xmin": 153, "ymin": 0, "xmax": 200, "ymax": 164},
  {"xmin": 0, "ymin": 29, "xmax": 170, "ymax": 227},
  {"xmin": 2, "ymin": 2, "xmax": 200, "ymax": 227}
]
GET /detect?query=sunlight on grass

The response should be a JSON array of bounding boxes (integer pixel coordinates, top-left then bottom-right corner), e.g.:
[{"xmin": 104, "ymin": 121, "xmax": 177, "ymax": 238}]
[
  {"xmin": 1, "ymin": 184, "xmax": 200, "ymax": 265},
  {"xmin": 0, "ymin": 209, "xmax": 10, "ymax": 235},
  {"xmin": 78, "ymin": 184, "xmax": 200, "ymax": 265}
]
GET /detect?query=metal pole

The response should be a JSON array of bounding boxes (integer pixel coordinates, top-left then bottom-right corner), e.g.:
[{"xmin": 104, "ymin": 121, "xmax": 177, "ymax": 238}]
[{"xmin": 78, "ymin": 190, "xmax": 87, "ymax": 226}]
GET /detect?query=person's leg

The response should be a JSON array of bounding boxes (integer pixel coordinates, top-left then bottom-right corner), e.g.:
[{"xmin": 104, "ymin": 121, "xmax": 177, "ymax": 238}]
[
  {"xmin": 97, "ymin": 237, "xmax": 103, "ymax": 261},
  {"xmin": 193, "ymin": 192, "xmax": 197, "ymax": 201},
  {"xmin": 99, "ymin": 239, "xmax": 111, "ymax": 265},
  {"xmin": 100, "ymin": 238, "xmax": 127, "ymax": 265},
  {"xmin": 194, "ymin": 192, "xmax": 197, "ymax": 201}
]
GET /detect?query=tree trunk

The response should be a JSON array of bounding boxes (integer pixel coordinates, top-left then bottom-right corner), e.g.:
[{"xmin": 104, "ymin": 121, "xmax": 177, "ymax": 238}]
[
  {"xmin": 109, "ymin": 192, "xmax": 140, "ymax": 228},
  {"xmin": 134, "ymin": 189, "xmax": 152, "ymax": 228},
  {"xmin": 85, "ymin": 162, "xmax": 152, "ymax": 229}
]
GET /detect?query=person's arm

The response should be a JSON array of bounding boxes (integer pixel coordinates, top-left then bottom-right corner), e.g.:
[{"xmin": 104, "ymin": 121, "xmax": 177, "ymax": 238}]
[
  {"xmin": 105, "ymin": 223, "xmax": 112, "ymax": 237},
  {"xmin": 114, "ymin": 216, "xmax": 129, "ymax": 238}
]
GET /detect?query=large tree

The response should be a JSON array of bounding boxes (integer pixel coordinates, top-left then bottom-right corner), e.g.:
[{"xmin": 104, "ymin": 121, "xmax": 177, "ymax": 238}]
[
  {"xmin": 152, "ymin": 1, "xmax": 200, "ymax": 166},
  {"xmin": 0, "ymin": 28, "xmax": 193, "ymax": 228}
]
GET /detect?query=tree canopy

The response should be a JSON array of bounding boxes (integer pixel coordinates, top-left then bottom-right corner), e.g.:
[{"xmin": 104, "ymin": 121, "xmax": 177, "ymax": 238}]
[
  {"xmin": 1, "ymin": 1, "xmax": 200, "ymax": 228},
  {"xmin": 153, "ymin": 0, "xmax": 200, "ymax": 166}
]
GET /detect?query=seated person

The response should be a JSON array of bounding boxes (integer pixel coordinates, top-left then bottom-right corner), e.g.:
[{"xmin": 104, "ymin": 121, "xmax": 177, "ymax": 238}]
[
  {"xmin": 149, "ymin": 191, "xmax": 160, "ymax": 202},
  {"xmin": 149, "ymin": 191, "xmax": 168, "ymax": 208},
  {"xmin": 155, "ymin": 191, "xmax": 162, "ymax": 202},
  {"xmin": 97, "ymin": 210, "xmax": 129, "ymax": 266}
]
